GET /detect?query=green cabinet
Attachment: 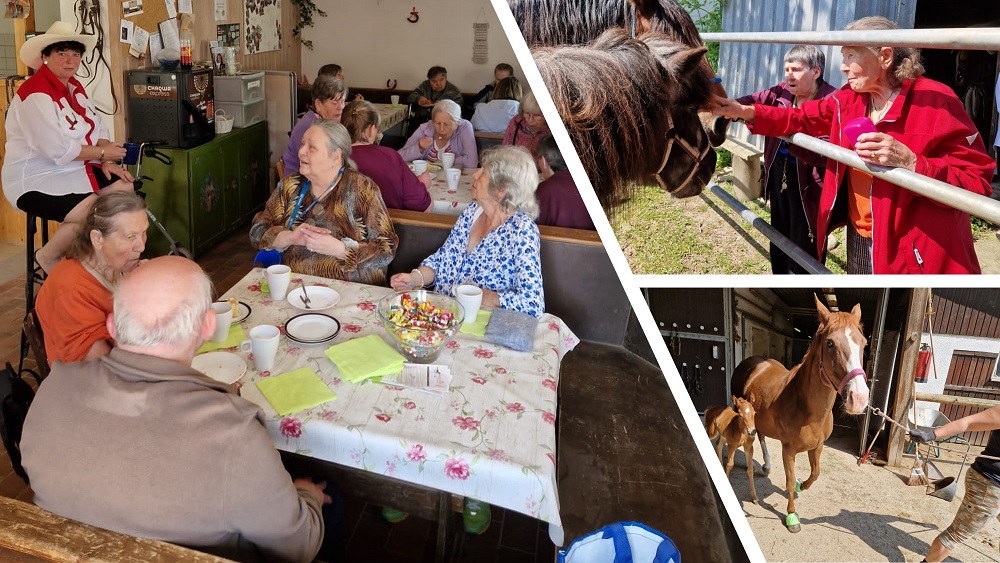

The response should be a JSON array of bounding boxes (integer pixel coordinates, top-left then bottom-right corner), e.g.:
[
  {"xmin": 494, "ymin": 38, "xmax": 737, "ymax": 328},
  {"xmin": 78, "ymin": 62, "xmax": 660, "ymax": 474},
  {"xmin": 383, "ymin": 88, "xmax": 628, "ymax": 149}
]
[{"xmin": 140, "ymin": 122, "xmax": 269, "ymax": 257}]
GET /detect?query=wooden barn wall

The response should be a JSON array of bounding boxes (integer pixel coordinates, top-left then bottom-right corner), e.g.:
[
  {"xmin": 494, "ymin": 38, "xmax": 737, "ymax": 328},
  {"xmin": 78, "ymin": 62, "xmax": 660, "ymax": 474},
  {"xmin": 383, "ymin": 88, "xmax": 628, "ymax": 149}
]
[
  {"xmin": 719, "ymin": 0, "xmax": 917, "ymax": 150},
  {"xmin": 106, "ymin": 0, "xmax": 301, "ymax": 141},
  {"xmin": 927, "ymin": 288, "xmax": 1000, "ymax": 339}
]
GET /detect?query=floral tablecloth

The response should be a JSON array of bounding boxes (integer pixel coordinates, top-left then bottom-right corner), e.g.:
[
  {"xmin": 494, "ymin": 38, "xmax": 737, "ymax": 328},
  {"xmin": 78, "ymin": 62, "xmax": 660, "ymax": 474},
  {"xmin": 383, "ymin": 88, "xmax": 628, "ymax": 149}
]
[
  {"xmin": 214, "ymin": 269, "xmax": 579, "ymax": 529},
  {"xmin": 427, "ymin": 167, "xmax": 474, "ymax": 215},
  {"xmin": 374, "ymin": 103, "xmax": 408, "ymax": 132}
]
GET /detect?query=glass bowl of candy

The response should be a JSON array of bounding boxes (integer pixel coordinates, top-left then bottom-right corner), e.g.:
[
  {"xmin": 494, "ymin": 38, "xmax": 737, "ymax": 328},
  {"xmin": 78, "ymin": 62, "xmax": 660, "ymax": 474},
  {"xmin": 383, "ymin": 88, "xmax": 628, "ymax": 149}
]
[{"xmin": 376, "ymin": 290, "xmax": 464, "ymax": 363}]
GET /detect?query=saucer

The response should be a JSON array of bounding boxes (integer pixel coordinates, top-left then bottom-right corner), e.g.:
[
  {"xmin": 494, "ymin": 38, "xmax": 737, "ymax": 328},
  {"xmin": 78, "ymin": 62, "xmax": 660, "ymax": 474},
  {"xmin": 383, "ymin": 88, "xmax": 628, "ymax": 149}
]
[
  {"xmin": 192, "ymin": 352, "xmax": 247, "ymax": 384},
  {"xmin": 216, "ymin": 300, "xmax": 251, "ymax": 323},
  {"xmin": 287, "ymin": 286, "xmax": 340, "ymax": 311},
  {"xmin": 285, "ymin": 313, "xmax": 341, "ymax": 344}
]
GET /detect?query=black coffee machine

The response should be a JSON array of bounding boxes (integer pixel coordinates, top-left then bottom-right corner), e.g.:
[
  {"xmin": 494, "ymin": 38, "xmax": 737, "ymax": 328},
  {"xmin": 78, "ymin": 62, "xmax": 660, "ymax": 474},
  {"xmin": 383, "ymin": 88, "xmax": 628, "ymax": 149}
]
[{"xmin": 126, "ymin": 68, "xmax": 215, "ymax": 148}]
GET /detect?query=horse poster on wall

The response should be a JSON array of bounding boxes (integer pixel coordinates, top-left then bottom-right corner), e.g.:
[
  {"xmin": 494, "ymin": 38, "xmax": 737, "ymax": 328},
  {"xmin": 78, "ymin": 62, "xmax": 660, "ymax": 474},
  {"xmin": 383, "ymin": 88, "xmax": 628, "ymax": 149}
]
[{"xmin": 244, "ymin": 0, "xmax": 281, "ymax": 54}]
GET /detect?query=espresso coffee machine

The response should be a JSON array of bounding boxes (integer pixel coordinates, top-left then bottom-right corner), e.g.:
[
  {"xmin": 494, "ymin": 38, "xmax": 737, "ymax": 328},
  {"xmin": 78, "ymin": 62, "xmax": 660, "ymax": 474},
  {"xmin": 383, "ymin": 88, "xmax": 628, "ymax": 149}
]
[{"xmin": 127, "ymin": 67, "xmax": 215, "ymax": 148}]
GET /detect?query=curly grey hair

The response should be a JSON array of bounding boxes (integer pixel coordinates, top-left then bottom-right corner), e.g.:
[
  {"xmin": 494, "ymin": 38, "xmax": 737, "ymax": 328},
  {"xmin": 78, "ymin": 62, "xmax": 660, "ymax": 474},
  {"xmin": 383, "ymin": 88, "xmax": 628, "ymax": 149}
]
[
  {"xmin": 481, "ymin": 145, "xmax": 540, "ymax": 219},
  {"xmin": 312, "ymin": 118, "xmax": 358, "ymax": 170},
  {"xmin": 845, "ymin": 16, "xmax": 924, "ymax": 87}
]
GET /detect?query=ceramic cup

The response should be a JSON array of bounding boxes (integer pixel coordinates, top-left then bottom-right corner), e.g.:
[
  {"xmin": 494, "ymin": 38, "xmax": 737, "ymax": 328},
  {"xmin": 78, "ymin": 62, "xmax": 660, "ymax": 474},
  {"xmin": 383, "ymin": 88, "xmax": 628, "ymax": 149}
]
[
  {"xmin": 265, "ymin": 264, "xmax": 291, "ymax": 300},
  {"xmin": 446, "ymin": 168, "xmax": 461, "ymax": 193},
  {"xmin": 412, "ymin": 159, "xmax": 428, "ymax": 175},
  {"xmin": 240, "ymin": 324, "xmax": 280, "ymax": 372},
  {"xmin": 441, "ymin": 152, "xmax": 456, "ymax": 170},
  {"xmin": 210, "ymin": 302, "xmax": 233, "ymax": 343},
  {"xmin": 456, "ymin": 284, "xmax": 483, "ymax": 324},
  {"xmin": 390, "ymin": 94, "xmax": 400, "ymax": 105}
]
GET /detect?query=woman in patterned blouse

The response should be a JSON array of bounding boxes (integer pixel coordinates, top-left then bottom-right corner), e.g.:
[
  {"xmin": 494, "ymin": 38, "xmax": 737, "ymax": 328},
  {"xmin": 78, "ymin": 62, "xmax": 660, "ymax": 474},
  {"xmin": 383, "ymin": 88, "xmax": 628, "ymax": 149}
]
[
  {"xmin": 390, "ymin": 145, "xmax": 544, "ymax": 317},
  {"xmin": 251, "ymin": 119, "xmax": 398, "ymax": 285}
]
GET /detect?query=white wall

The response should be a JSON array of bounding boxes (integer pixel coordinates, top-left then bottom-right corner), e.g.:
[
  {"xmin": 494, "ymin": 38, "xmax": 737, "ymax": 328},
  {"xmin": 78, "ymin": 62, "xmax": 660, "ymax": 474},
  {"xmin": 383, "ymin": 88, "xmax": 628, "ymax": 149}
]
[
  {"xmin": 914, "ymin": 334, "xmax": 1000, "ymax": 413},
  {"xmin": 301, "ymin": 0, "xmax": 521, "ymax": 94}
]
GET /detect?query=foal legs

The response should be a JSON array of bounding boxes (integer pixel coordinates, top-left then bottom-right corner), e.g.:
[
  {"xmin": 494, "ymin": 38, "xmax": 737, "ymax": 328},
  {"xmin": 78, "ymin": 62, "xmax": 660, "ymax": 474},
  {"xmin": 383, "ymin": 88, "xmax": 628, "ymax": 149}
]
[
  {"xmin": 782, "ymin": 445, "xmax": 801, "ymax": 533},
  {"xmin": 744, "ymin": 439, "xmax": 758, "ymax": 504}
]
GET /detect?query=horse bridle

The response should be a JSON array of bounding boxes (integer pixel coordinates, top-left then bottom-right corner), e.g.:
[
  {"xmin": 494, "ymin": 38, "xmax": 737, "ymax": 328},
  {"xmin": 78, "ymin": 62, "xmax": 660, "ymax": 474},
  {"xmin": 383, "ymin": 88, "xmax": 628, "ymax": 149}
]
[
  {"xmin": 818, "ymin": 359, "xmax": 866, "ymax": 397},
  {"xmin": 653, "ymin": 111, "xmax": 713, "ymax": 194}
]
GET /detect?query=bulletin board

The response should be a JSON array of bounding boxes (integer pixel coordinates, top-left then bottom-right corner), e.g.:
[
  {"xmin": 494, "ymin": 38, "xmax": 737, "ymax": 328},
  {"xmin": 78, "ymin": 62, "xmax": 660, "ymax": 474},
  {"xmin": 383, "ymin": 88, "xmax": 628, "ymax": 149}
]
[{"xmin": 118, "ymin": 0, "xmax": 171, "ymax": 61}]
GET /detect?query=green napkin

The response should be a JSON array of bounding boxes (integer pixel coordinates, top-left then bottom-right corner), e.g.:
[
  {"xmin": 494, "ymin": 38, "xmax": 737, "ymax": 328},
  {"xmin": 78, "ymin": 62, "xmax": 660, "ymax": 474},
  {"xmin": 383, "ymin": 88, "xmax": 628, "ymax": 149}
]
[
  {"xmin": 261, "ymin": 280, "xmax": 270, "ymax": 294},
  {"xmin": 459, "ymin": 309, "xmax": 492, "ymax": 337},
  {"xmin": 325, "ymin": 335, "xmax": 405, "ymax": 383},
  {"xmin": 196, "ymin": 324, "xmax": 247, "ymax": 354},
  {"xmin": 255, "ymin": 367, "xmax": 337, "ymax": 416}
]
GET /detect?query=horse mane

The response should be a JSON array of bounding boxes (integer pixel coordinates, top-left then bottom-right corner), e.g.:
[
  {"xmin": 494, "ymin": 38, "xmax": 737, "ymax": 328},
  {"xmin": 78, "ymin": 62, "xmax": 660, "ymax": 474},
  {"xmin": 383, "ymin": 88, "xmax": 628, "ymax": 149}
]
[
  {"xmin": 509, "ymin": 0, "xmax": 704, "ymax": 48},
  {"xmin": 531, "ymin": 30, "xmax": 673, "ymax": 208}
]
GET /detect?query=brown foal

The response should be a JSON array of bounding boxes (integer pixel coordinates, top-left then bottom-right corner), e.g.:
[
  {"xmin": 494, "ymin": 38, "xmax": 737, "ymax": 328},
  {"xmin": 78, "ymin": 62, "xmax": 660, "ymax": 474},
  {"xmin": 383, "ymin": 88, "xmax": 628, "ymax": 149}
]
[{"xmin": 705, "ymin": 396, "xmax": 759, "ymax": 504}]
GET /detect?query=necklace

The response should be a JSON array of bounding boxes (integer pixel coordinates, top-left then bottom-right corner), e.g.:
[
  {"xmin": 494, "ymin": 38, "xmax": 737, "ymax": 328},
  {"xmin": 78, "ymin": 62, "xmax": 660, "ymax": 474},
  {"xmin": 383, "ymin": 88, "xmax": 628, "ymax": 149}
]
[{"xmin": 868, "ymin": 89, "xmax": 898, "ymax": 123}]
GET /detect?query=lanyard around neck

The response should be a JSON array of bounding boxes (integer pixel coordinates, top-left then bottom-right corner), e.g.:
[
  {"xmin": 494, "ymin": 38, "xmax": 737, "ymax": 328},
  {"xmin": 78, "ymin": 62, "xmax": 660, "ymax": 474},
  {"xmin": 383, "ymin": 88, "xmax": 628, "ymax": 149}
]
[{"xmin": 286, "ymin": 166, "xmax": 345, "ymax": 230}]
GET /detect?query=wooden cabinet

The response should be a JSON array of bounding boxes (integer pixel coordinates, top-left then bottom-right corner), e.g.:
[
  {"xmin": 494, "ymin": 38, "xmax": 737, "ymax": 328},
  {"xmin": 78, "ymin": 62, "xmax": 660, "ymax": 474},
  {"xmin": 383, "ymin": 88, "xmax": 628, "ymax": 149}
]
[{"xmin": 140, "ymin": 122, "xmax": 268, "ymax": 257}]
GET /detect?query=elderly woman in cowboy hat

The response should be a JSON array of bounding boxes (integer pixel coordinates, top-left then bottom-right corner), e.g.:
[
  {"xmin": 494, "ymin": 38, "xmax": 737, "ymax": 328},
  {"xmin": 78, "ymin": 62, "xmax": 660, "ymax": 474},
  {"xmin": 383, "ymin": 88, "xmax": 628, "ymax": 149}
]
[
  {"xmin": 2, "ymin": 21, "xmax": 134, "ymax": 273},
  {"xmin": 713, "ymin": 16, "xmax": 994, "ymax": 275}
]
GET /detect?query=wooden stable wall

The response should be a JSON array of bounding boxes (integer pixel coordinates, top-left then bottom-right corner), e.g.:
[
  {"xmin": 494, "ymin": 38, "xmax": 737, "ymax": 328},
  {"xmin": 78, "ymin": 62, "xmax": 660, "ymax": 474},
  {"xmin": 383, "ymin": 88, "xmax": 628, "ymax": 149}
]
[{"xmin": 107, "ymin": 0, "xmax": 301, "ymax": 141}]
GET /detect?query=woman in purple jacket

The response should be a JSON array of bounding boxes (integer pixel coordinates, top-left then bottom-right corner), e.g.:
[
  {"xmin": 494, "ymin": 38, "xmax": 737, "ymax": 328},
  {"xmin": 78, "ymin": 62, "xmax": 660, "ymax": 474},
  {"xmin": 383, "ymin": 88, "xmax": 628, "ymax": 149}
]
[
  {"xmin": 343, "ymin": 101, "xmax": 432, "ymax": 212},
  {"xmin": 399, "ymin": 100, "xmax": 478, "ymax": 169}
]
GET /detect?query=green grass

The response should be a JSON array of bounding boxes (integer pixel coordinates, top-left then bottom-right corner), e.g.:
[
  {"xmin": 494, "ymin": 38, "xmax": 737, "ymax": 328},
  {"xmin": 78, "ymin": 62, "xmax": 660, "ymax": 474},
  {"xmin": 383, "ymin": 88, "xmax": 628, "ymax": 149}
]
[{"xmin": 612, "ymin": 181, "xmax": 847, "ymax": 275}]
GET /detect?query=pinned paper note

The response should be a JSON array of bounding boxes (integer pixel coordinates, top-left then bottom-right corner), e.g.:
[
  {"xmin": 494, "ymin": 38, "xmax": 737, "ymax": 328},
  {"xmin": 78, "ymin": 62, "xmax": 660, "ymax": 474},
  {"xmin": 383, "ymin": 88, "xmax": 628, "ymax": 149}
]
[
  {"xmin": 164, "ymin": 0, "xmax": 176, "ymax": 19},
  {"xmin": 120, "ymin": 20, "xmax": 134, "ymax": 44},
  {"xmin": 128, "ymin": 26, "xmax": 150, "ymax": 59}
]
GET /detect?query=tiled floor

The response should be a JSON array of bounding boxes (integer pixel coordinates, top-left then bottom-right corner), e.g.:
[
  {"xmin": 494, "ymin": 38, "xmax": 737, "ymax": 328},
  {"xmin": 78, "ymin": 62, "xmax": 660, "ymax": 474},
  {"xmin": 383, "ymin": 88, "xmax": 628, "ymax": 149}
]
[{"xmin": 0, "ymin": 228, "xmax": 556, "ymax": 563}]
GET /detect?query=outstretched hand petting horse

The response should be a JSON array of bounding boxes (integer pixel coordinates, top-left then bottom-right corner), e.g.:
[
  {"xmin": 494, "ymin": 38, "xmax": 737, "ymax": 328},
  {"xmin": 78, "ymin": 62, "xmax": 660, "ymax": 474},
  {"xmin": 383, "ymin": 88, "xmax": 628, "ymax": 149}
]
[{"xmin": 730, "ymin": 294, "xmax": 871, "ymax": 533}]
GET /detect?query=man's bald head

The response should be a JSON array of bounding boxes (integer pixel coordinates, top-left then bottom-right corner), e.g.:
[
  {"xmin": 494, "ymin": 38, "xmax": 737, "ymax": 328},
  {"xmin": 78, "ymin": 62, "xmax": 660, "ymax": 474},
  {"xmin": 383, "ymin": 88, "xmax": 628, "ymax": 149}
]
[{"xmin": 112, "ymin": 256, "xmax": 214, "ymax": 349}]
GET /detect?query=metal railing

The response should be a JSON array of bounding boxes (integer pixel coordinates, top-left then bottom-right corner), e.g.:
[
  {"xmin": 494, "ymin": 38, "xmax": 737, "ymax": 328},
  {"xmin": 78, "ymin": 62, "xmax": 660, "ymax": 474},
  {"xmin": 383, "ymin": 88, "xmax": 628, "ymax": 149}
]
[{"xmin": 701, "ymin": 26, "xmax": 1000, "ymax": 272}]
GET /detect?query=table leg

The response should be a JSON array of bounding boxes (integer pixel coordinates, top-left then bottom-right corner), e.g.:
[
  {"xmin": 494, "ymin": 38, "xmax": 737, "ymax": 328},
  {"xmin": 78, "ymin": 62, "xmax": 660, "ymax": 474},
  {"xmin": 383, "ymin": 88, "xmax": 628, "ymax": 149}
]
[{"xmin": 435, "ymin": 491, "xmax": 450, "ymax": 562}]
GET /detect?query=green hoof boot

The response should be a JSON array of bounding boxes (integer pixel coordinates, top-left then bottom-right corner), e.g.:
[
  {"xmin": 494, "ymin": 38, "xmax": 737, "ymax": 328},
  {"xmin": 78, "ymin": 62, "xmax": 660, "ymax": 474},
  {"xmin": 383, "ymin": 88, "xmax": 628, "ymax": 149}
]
[
  {"xmin": 785, "ymin": 512, "xmax": 801, "ymax": 533},
  {"xmin": 795, "ymin": 479, "xmax": 803, "ymax": 493}
]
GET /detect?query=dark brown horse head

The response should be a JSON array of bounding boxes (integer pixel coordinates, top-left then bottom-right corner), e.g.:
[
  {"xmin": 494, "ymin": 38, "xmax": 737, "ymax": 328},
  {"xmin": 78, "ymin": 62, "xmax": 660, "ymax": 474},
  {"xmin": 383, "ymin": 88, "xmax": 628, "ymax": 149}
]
[
  {"xmin": 813, "ymin": 295, "xmax": 870, "ymax": 415},
  {"xmin": 508, "ymin": 0, "xmax": 727, "ymax": 210}
]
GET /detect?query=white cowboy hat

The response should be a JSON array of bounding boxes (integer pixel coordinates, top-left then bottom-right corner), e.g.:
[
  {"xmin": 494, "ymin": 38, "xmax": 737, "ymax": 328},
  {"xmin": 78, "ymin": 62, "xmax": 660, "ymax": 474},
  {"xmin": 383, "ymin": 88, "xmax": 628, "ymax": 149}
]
[{"xmin": 19, "ymin": 21, "xmax": 97, "ymax": 70}]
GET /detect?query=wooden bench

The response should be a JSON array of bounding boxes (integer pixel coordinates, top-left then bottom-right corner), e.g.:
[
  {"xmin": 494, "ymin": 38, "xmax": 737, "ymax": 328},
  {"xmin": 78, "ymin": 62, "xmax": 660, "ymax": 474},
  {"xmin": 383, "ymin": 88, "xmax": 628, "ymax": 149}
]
[
  {"xmin": 0, "ymin": 496, "xmax": 233, "ymax": 562},
  {"xmin": 474, "ymin": 131, "xmax": 505, "ymax": 154},
  {"xmin": 722, "ymin": 137, "xmax": 764, "ymax": 202},
  {"xmin": 558, "ymin": 341, "xmax": 749, "ymax": 562},
  {"xmin": 387, "ymin": 209, "xmax": 631, "ymax": 345}
]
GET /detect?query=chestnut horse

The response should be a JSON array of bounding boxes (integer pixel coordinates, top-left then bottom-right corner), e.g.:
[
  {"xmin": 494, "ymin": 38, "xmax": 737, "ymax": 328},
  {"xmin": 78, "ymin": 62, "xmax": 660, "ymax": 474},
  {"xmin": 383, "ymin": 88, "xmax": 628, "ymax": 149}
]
[
  {"xmin": 705, "ymin": 396, "xmax": 759, "ymax": 504},
  {"xmin": 730, "ymin": 295, "xmax": 871, "ymax": 533},
  {"xmin": 507, "ymin": 0, "xmax": 728, "ymax": 211}
]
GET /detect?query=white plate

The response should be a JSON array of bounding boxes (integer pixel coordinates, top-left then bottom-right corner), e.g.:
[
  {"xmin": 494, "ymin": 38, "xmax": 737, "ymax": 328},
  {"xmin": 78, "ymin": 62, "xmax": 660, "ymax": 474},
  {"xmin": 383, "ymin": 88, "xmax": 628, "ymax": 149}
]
[
  {"xmin": 192, "ymin": 352, "xmax": 247, "ymax": 384},
  {"xmin": 287, "ymin": 286, "xmax": 340, "ymax": 311},
  {"xmin": 216, "ymin": 300, "xmax": 251, "ymax": 323},
  {"xmin": 285, "ymin": 313, "xmax": 341, "ymax": 343}
]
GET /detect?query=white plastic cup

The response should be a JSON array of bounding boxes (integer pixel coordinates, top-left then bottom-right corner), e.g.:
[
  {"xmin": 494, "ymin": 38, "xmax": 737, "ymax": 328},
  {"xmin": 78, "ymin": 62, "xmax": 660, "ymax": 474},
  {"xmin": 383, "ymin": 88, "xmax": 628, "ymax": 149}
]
[
  {"xmin": 446, "ymin": 168, "xmax": 461, "ymax": 193},
  {"xmin": 456, "ymin": 285, "xmax": 483, "ymax": 324},
  {"xmin": 390, "ymin": 94, "xmax": 400, "ymax": 105},
  {"xmin": 412, "ymin": 159, "xmax": 428, "ymax": 175},
  {"xmin": 441, "ymin": 152, "xmax": 456, "ymax": 170},
  {"xmin": 211, "ymin": 302, "xmax": 233, "ymax": 343},
  {"xmin": 240, "ymin": 324, "xmax": 280, "ymax": 372},
  {"xmin": 265, "ymin": 264, "xmax": 291, "ymax": 300}
]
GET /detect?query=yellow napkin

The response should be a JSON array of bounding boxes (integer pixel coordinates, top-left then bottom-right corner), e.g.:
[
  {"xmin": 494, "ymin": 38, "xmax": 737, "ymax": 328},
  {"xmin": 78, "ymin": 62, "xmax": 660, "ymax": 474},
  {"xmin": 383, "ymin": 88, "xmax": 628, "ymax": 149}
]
[
  {"xmin": 324, "ymin": 335, "xmax": 405, "ymax": 383},
  {"xmin": 459, "ymin": 309, "xmax": 492, "ymax": 337},
  {"xmin": 255, "ymin": 367, "xmax": 337, "ymax": 416},
  {"xmin": 196, "ymin": 324, "xmax": 247, "ymax": 354}
]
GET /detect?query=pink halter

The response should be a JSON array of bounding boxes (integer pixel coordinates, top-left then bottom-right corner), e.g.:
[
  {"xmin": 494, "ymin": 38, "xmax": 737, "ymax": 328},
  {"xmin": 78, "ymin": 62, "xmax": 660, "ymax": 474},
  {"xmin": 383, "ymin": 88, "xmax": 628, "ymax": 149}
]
[{"xmin": 819, "ymin": 360, "xmax": 866, "ymax": 396}]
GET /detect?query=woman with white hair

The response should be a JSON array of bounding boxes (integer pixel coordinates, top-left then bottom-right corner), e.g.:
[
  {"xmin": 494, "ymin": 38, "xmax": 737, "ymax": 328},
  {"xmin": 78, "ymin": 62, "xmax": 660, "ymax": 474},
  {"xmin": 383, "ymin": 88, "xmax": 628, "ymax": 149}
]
[
  {"xmin": 398, "ymin": 99, "xmax": 478, "ymax": 168},
  {"xmin": 391, "ymin": 145, "xmax": 544, "ymax": 318},
  {"xmin": 251, "ymin": 119, "xmax": 398, "ymax": 285},
  {"xmin": 502, "ymin": 91, "xmax": 549, "ymax": 157}
]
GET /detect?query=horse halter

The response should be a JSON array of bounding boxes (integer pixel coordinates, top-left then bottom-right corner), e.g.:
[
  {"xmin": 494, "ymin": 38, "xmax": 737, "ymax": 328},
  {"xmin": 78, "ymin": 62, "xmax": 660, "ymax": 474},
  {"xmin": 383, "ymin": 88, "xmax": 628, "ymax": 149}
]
[
  {"xmin": 818, "ymin": 358, "xmax": 866, "ymax": 397},
  {"xmin": 654, "ymin": 111, "xmax": 713, "ymax": 194}
]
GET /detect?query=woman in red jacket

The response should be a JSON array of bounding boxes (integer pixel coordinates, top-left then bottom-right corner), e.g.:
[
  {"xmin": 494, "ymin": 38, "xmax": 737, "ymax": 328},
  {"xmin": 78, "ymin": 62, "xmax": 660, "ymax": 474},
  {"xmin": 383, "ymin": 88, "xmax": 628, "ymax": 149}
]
[{"xmin": 714, "ymin": 16, "xmax": 994, "ymax": 274}]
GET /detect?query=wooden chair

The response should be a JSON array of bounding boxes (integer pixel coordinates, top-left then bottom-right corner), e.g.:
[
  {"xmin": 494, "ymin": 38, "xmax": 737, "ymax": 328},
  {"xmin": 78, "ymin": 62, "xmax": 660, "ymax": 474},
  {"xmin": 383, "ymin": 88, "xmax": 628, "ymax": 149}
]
[
  {"xmin": 474, "ymin": 131, "xmax": 504, "ymax": 154},
  {"xmin": 275, "ymin": 157, "xmax": 285, "ymax": 180},
  {"xmin": 22, "ymin": 309, "xmax": 49, "ymax": 379}
]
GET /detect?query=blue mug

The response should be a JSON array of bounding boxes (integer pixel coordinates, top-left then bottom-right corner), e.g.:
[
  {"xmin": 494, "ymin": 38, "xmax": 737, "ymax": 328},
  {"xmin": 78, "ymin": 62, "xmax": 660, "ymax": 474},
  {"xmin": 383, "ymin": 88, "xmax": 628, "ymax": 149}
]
[{"xmin": 123, "ymin": 142, "xmax": 141, "ymax": 166}]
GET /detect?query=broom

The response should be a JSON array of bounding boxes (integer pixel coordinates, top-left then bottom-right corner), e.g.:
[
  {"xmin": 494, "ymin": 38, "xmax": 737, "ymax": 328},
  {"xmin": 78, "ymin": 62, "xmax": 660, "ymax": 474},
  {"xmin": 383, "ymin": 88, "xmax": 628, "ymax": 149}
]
[{"xmin": 907, "ymin": 399, "xmax": 930, "ymax": 486}]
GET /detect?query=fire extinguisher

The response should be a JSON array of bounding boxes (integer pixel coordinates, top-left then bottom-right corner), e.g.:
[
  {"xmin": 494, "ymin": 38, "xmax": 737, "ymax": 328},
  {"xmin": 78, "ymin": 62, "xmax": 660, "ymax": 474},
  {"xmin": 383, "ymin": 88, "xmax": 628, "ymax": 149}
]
[{"xmin": 915, "ymin": 343, "xmax": 931, "ymax": 383}]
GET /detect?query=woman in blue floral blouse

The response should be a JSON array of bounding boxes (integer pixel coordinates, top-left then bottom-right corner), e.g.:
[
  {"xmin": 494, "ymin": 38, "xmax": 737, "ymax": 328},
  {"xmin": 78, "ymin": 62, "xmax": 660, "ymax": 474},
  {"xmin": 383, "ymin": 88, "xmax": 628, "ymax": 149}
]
[{"xmin": 390, "ymin": 145, "xmax": 544, "ymax": 317}]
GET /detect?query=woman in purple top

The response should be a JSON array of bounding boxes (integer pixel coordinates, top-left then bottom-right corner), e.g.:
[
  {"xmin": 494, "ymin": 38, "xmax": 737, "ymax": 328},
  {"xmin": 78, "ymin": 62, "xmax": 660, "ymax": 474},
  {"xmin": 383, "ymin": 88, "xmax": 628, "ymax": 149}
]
[
  {"xmin": 342, "ymin": 101, "xmax": 432, "ymax": 212},
  {"xmin": 399, "ymin": 100, "xmax": 478, "ymax": 169},
  {"xmin": 282, "ymin": 76, "xmax": 348, "ymax": 177}
]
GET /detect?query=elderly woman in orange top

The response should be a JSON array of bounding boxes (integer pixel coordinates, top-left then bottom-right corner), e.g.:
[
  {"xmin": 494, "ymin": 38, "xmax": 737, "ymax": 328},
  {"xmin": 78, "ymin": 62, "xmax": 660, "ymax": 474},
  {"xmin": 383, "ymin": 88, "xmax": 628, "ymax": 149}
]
[{"xmin": 35, "ymin": 191, "xmax": 148, "ymax": 362}]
